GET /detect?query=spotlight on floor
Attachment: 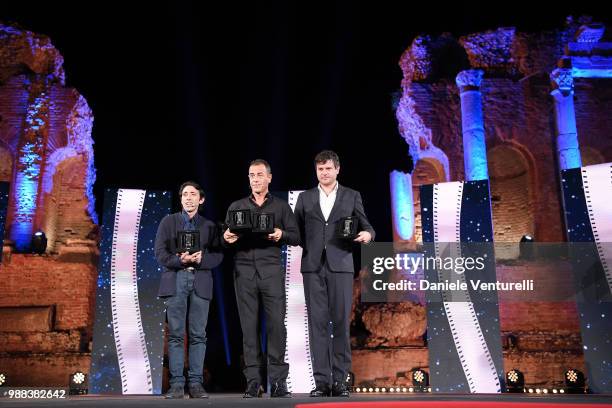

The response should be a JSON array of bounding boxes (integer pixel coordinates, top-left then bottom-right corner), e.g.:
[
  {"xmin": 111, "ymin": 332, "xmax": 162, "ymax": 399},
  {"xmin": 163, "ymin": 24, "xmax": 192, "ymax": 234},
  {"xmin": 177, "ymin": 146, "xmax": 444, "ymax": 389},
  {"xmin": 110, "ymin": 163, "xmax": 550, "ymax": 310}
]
[
  {"xmin": 32, "ymin": 231, "xmax": 47, "ymax": 254},
  {"xmin": 412, "ymin": 368, "xmax": 429, "ymax": 392},
  {"xmin": 69, "ymin": 371, "xmax": 88, "ymax": 395},
  {"xmin": 506, "ymin": 369, "xmax": 525, "ymax": 393},
  {"xmin": 0, "ymin": 372, "xmax": 7, "ymax": 387},
  {"xmin": 564, "ymin": 369, "xmax": 586, "ymax": 394},
  {"xmin": 347, "ymin": 371, "xmax": 355, "ymax": 387}
]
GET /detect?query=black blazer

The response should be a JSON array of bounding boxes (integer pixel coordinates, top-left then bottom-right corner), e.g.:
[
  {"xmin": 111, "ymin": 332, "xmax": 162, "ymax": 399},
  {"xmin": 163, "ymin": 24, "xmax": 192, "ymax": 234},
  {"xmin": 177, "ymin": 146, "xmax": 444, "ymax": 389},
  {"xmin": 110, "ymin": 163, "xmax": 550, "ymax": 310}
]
[
  {"xmin": 154, "ymin": 212, "xmax": 224, "ymax": 299},
  {"xmin": 294, "ymin": 184, "xmax": 375, "ymax": 273}
]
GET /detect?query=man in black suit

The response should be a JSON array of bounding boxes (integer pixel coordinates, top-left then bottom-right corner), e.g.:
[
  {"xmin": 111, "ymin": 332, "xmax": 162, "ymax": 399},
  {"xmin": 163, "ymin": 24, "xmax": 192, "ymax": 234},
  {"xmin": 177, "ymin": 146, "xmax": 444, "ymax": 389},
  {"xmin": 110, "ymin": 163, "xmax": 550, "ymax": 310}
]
[
  {"xmin": 155, "ymin": 181, "xmax": 223, "ymax": 399},
  {"xmin": 294, "ymin": 150, "xmax": 375, "ymax": 398},
  {"xmin": 223, "ymin": 159, "xmax": 300, "ymax": 398}
]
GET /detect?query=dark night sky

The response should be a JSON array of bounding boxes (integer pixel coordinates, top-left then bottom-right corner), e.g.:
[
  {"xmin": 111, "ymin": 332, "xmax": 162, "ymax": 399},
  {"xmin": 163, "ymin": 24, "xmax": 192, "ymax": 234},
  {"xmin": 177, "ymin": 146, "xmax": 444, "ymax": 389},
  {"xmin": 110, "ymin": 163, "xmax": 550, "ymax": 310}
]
[{"xmin": 1, "ymin": 2, "xmax": 610, "ymax": 240}]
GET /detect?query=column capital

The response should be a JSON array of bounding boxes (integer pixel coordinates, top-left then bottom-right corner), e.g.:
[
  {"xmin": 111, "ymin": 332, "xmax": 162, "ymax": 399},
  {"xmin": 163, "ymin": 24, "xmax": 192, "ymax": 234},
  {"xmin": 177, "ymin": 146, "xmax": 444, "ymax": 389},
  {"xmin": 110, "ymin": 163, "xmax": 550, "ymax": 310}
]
[
  {"xmin": 455, "ymin": 69, "xmax": 484, "ymax": 91},
  {"xmin": 550, "ymin": 68, "xmax": 574, "ymax": 96}
]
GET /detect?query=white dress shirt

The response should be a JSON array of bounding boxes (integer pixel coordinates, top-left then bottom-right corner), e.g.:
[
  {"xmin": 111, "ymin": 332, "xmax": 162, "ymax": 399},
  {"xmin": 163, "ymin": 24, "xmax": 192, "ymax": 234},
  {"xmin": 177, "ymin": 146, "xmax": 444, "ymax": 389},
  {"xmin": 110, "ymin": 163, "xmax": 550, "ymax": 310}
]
[{"xmin": 318, "ymin": 182, "xmax": 338, "ymax": 221}]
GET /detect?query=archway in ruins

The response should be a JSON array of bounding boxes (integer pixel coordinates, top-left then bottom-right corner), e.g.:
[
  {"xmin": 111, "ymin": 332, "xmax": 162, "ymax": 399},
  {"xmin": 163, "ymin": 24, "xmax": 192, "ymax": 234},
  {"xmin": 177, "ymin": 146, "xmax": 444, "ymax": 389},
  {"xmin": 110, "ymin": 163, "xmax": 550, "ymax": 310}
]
[
  {"xmin": 42, "ymin": 155, "xmax": 93, "ymax": 253},
  {"xmin": 412, "ymin": 157, "xmax": 446, "ymax": 243},
  {"xmin": 488, "ymin": 144, "xmax": 535, "ymax": 243}
]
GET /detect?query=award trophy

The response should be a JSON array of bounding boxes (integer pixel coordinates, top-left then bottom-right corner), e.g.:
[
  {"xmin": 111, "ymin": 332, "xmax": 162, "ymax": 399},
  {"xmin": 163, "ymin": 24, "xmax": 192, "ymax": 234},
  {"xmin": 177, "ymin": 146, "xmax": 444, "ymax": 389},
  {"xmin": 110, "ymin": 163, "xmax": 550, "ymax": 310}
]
[
  {"xmin": 252, "ymin": 212, "xmax": 275, "ymax": 234},
  {"xmin": 336, "ymin": 216, "xmax": 358, "ymax": 240},
  {"xmin": 176, "ymin": 230, "xmax": 201, "ymax": 254},
  {"xmin": 228, "ymin": 209, "xmax": 252, "ymax": 232}
]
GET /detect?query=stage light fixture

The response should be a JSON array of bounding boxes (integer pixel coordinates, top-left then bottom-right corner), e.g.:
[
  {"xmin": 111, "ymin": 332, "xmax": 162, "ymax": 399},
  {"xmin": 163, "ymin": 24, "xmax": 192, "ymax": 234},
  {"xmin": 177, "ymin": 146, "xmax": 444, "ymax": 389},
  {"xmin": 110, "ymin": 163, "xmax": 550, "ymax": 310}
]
[
  {"xmin": 347, "ymin": 371, "xmax": 355, "ymax": 387},
  {"xmin": 0, "ymin": 372, "xmax": 6, "ymax": 387},
  {"xmin": 520, "ymin": 234, "xmax": 535, "ymax": 259},
  {"xmin": 69, "ymin": 371, "xmax": 88, "ymax": 395},
  {"xmin": 506, "ymin": 369, "xmax": 525, "ymax": 393},
  {"xmin": 412, "ymin": 368, "xmax": 429, "ymax": 392},
  {"xmin": 31, "ymin": 231, "xmax": 47, "ymax": 254},
  {"xmin": 564, "ymin": 369, "xmax": 586, "ymax": 393}
]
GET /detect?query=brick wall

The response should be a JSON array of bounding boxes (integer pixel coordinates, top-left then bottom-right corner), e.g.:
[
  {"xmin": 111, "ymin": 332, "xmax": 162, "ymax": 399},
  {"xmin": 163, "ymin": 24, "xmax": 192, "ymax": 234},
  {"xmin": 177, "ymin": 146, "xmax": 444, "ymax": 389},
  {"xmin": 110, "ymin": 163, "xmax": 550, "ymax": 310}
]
[
  {"xmin": 489, "ymin": 145, "xmax": 535, "ymax": 242},
  {"xmin": 0, "ymin": 253, "xmax": 98, "ymax": 386}
]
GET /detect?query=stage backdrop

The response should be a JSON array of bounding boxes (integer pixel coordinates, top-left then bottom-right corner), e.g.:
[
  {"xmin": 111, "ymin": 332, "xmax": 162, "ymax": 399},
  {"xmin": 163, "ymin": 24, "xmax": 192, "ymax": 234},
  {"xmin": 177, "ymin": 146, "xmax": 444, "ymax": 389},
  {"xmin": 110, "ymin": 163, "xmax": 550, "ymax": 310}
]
[
  {"xmin": 420, "ymin": 179, "xmax": 504, "ymax": 393},
  {"xmin": 561, "ymin": 163, "xmax": 612, "ymax": 394},
  {"xmin": 0, "ymin": 182, "xmax": 8, "ymax": 263},
  {"xmin": 90, "ymin": 188, "xmax": 171, "ymax": 394}
]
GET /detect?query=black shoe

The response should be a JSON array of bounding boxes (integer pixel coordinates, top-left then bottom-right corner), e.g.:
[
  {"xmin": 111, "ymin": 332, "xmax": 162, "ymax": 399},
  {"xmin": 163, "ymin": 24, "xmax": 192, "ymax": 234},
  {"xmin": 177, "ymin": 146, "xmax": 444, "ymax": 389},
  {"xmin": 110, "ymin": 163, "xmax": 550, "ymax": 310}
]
[
  {"xmin": 188, "ymin": 382, "xmax": 208, "ymax": 399},
  {"xmin": 164, "ymin": 384, "xmax": 185, "ymax": 399},
  {"xmin": 332, "ymin": 381, "xmax": 350, "ymax": 397},
  {"xmin": 270, "ymin": 380, "xmax": 291, "ymax": 398},
  {"xmin": 243, "ymin": 382, "xmax": 264, "ymax": 398},
  {"xmin": 309, "ymin": 384, "xmax": 331, "ymax": 397}
]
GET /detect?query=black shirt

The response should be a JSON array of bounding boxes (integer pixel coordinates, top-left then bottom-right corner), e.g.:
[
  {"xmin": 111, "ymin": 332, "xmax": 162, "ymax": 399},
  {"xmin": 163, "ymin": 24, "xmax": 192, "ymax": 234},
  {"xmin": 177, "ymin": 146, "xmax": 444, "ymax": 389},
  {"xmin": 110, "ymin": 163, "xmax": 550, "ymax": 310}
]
[{"xmin": 224, "ymin": 193, "xmax": 300, "ymax": 278}]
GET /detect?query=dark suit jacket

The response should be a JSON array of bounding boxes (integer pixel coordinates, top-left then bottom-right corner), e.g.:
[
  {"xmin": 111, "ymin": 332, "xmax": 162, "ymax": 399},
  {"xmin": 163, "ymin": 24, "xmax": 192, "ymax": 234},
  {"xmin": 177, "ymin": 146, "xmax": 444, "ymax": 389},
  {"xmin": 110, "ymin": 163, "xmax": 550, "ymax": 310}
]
[
  {"xmin": 294, "ymin": 184, "xmax": 375, "ymax": 273},
  {"xmin": 155, "ymin": 212, "xmax": 223, "ymax": 299}
]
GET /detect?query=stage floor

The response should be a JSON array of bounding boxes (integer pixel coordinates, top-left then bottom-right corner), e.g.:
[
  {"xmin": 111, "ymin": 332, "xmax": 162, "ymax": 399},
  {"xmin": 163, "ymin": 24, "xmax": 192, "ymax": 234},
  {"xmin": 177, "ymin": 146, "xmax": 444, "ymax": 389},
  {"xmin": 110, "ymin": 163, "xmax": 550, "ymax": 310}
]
[{"xmin": 1, "ymin": 393, "xmax": 611, "ymax": 408}]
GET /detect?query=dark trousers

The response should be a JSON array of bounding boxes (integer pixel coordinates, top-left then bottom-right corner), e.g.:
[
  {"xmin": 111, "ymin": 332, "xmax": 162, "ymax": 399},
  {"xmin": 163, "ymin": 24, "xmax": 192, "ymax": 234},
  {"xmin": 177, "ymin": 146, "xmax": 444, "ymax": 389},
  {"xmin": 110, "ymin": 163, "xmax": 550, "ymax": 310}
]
[
  {"xmin": 234, "ymin": 269, "xmax": 289, "ymax": 385},
  {"xmin": 303, "ymin": 260, "xmax": 353, "ymax": 386},
  {"xmin": 166, "ymin": 270, "xmax": 210, "ymax": 386}
]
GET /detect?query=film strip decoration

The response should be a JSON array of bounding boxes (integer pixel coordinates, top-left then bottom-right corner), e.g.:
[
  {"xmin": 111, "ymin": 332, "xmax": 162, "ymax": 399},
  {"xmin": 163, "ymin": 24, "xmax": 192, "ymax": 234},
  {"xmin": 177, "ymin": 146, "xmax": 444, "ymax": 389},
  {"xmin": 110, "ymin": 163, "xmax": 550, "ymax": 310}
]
[
  {"xmin": 0, "ymin": 182, "xmax": 9, "ymax": 263},
  {"xmin": 283, "ymin": 190, "xmax": 316, "ymax": 393},
  {"xmin": 580, "ymin": 164, "xmax": 612, "ymax": 292},
  {"xmin": 90, "ymin": 188, "xmax": 171, "ymax": 394},
  {"xmin": 561, "ymin": 163, "xmax": 612, "ymax": 394},
  {"xmin": 421, "ymin": 180, "xmax": 504, "ymax": 393},
  {"xmin": 110, "ymin": 189, "xmax": 151, "ymax": 394}
]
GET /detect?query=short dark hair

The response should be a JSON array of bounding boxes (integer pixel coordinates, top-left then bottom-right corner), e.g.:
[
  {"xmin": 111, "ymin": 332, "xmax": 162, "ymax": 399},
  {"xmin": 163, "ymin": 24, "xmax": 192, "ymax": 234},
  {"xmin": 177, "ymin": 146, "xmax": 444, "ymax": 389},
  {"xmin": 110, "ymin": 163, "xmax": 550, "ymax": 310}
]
[
  {"xmin": 179, "ymin": 181, "xmax": 205, "ymax": 199},
  {"xmin": 249, "ymin": 159, "xmax": 272, "ymax": 174},
  {"xmin": 314, "ymin": 150, "xmax": 340, "ymax": 168}
]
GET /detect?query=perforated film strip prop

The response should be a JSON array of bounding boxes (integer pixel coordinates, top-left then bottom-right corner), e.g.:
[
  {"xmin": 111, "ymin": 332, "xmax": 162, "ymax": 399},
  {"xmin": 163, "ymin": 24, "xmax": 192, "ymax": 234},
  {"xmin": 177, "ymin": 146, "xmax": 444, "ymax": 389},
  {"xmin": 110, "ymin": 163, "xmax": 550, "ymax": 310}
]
[
  {"xmin": 90, "ymin": 188, "xmax": 171, "ymax": 394},
  {"xmin": 580, "ymin": 164, "xmax": 612, "ymax": 292},
  {"xmin": 110, "ymin": 189, "xmax": 151, "ymax": 393},
  {"xmin": 561, "ymin": 163, "xmax": 612, "ymax": 393},
  {"xmin": 283, "ymin": 190, "xmax": 316, "ymax": 393},
  {"xmin": 421, "ymin": 180, "xmax": 504, "ymax": 393},
  {"xmin": 0, "ymin": 182, "xmax": 9, "ymax": 263}
]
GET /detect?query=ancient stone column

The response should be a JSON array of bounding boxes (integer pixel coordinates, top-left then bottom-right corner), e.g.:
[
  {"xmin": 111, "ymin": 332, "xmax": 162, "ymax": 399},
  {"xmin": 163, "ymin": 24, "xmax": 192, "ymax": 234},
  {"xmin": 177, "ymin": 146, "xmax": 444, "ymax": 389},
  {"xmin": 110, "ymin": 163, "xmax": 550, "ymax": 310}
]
[
  {"xmin": 550, "ymin": 68, "xmax": 582, "ymax": 170},
  {"xmin": 390, "ymin": 170, "xmax": 414, "ymax": 241},
  {"xmin": 456, "ymin": 69, "xmax": 489, "ymax": 181}
]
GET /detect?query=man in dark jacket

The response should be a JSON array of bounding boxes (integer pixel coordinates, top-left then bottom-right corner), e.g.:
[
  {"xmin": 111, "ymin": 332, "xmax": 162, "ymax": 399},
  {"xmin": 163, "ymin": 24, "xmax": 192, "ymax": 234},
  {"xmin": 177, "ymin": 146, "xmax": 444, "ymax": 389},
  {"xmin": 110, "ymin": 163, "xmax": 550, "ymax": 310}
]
[
  {"xmin": 223, "ymin": 159, "xmax": 300, "ymax": 398},
  {"xmin": 294, "ymin": 150, "xmax": 375, "ymax": 398},
  {"xmin": 155, "ymin": 181, "xmax": 223, "ymax": 399}
]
